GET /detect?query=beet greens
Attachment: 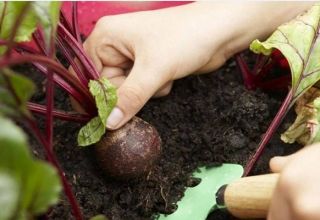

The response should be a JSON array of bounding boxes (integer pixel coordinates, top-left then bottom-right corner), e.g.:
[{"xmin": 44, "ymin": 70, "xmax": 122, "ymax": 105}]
[
  {"xmin": 244, "ymin": 4, "xmax": 320, "ymax": 175},
  {"xmin": 0, "ymin": 2, "xmax": 114, "ymax": 219}
]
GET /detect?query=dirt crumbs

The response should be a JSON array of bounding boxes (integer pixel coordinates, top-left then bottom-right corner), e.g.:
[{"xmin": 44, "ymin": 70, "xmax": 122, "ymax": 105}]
[{"xmin": 29, "ymin": 59, "xmax": 300, "ymax": 220}]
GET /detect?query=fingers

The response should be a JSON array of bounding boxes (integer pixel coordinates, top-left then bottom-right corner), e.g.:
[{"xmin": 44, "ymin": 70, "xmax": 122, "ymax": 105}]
[
  {"xmin": 270, "ymin": 144, "xmax": 320, "ymax": 173},
  {"xmin": 269, "ymin": 155, "xmax": 292, "ymax": 173},
  {"xmin": 106, "ymin": 60, "xmax": 169, "ymax": 130},
  {"xmin": 153, "ymin": 81, "xmax": 173, "ymax": 98},
  {"xmin": 101, "ymin": 67, "xmax": 173, "ymax": 97},
  {"xmin": 268, "ymin": 144, "xmax": 320, "ymax": 220}
]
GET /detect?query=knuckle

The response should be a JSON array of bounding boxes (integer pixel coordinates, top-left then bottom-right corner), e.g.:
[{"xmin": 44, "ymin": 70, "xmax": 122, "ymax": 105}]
[{"xmin": 157, "ymin": 85, "xmax": 172, "ymax": 97}]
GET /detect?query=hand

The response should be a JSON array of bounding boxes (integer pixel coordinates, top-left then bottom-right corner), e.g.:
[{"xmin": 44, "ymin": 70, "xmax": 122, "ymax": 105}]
[
  {"xmin": 84, "ymin": 2, "xmax": 312, "ymax": 129},
  {"xmin": 268, "ymin": 144, "xmax": 320, "ymax": 220}
]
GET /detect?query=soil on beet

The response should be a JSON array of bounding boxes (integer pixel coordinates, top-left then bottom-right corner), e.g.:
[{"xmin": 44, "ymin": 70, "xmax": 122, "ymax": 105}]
[{"xmin": 26, "ymin": 57, "xmax": 301, "ymax": 220}]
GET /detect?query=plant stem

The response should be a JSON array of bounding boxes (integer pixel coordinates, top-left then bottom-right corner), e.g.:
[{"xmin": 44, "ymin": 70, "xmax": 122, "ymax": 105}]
[
  {"xmin": 26, "ymin": 118, "xmax": 83, "ymax": 220},
  {"xmin": 72, "ymin": 2, "xmax": 81, "ymax": 43},
  {"xmin": 45, "ymin": 40, "xmax": 55, "ymax": 151},
  {"xmin": 32, "ymin": 29, "xmax": 47, "ymax": 55},
  {"xmin": 235, "ymin": 54, "xmax": 256, "ymax": 90},
  {"xmin": 14, "ymin": 47, "xmax": 94, "ymax": 114},
  {"xmin": 252, "ymin": 54, "xmax": 270, "ymax": 75},
  {"xmin": 244, "ymin": 90, "xmax": 293, "ymax": 176},
  {"xmin": 28, "ymin": 102, "xmax": 90, "ymax": 123},
  {"xmin": 16, "ymin": 43, "xmax": 40, "ymax": 54},
  {"xmin": 57, "ymin": 23, "xmax": 99, "ymax": 80},
  {"xmin": 56, "ymin": 37, "xmax": 89, "ymax": 86},
  {"xmin": 0, "ymin": 53, "xmax": 96, "ymax": 114},
  {"xmin": 59, "ymin": 10, "xmax": 74, "ymax": 36}
]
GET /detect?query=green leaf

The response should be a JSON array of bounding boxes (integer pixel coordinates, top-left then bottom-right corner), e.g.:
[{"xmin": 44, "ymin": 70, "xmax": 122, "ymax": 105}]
[
  {"xmin": 0, "ymin": 69, "xmax": 35, "ymax": 117},
  {"xmin": 78, "ymin": 116, "xmax": 105, "ymax": 147},
  {"xmin": 0, "ymin": 2, "xmax": 36, "ymax": 42},
  {"xmin": 78, "ymin": 77, "xmax": 117, "ymax": 147},
  {"xmin": 0, "ymin": 172, "xmax": 19, "ymax": 220},
  {"xmin": 281, "ymin": 87, "xmax": 320, "ymax": 145},
  {"xmin": 89, "ymin": 77, "xmax": 118, "ymax": 127},
  {"xmin": 22, "ymin": 161, "xmax": 61, "ymax": 215},
  {"xmin": 0, "ymin": 2, "xmax": 61, "ymax": 53},
  {"xmin": 31, "ymin": 2, "xmax": 61, "ymax": 48},
  {"xmin": 0, "ymin": 116, "xmax": 62, "ymax": 219},
  {"xmin": 250, "ymin": 4, "xmax": 320, "ymax": 103}
]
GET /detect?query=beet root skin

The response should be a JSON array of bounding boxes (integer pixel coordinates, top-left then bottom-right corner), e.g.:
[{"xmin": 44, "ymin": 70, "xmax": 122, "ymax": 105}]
[{"xmin": 94, "ymin": 116, "xmax": 161, "ymax": 179}]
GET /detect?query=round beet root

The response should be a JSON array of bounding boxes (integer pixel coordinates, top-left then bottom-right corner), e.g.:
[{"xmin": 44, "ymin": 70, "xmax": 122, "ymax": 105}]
[{"xmin": 94, "ymin": 116, "xmax": 161, "ymax": 179}]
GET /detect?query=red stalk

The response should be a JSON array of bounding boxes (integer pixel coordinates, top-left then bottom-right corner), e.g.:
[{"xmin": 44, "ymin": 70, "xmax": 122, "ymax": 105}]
[
  {"xmin": 31, "ymin": 61, "xmax": 94, "ymax": 113},
  {"xmin": 32, "ymin": 29, "xmax": 47, "ymax": 55},
  {"xmin": 28, "ymin": 102, "xmax": 90, "ymax": 123},
  {"xmin": 244, "ymin": 90, "xmax": 293, "ymax": 176},
  {"xmin": 60, "ymin": 10, "xmax": 75, "ymax": 37},
  {"xmin": 56, "ymin": 37, "xmax": 89, "ymax": 86},
  {"xmin": 26, "ymin": 118, "xmax": 83, "ymax": 220},
  {"xmin": 72, "ymin": 2, "xmax": 81, "ymax": 44},
  {"xmin": 57, "ymin": 23, "xmax": 100, "ymax": 80},
  {"xmin": 16, "ymin": 44, "xmax": 40, "ymax": 54},
  {"xmin": 14, "ymin": 45, "xmax": 95, "ymax": 114},
  {"xmin": 45, "ymin": 33, "xmax": 55, "ymax": 151},
  {"xmin": 235, "ymin": 54, "xmax": 256, "ymax": 90},
  {"xmin": 252, "ymin": 54, "xmax": 270, "ymax": 75},
  {"xmin": 0, "ymin": 53, "xmax": 96, "ymax": 113}
]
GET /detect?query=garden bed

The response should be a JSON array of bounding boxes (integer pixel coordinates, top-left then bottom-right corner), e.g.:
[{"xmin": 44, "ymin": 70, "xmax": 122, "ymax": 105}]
[{"xmin": 28, "ymin": 57, "xmax": 300, "ymax": 220}]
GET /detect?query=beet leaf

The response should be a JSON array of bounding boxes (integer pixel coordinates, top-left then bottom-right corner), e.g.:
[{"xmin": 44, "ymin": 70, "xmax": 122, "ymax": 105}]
[
  {"xmin": 0, "ymin": 116, "xmax": 62, "ymax": 219},
  {"xmin": 245, "ymin": 4, "xmax": 320, "ymax": 175},
  {"xmin": 78, "ymin": 77, "xmax": 117, "ymax": 147},
  {"xmin": 0, "ymin": 68, "xmax": 35, "ymax": 117},
  {"xmin": 0, "ymin": 2, "xmax": 36, "ymax": 43},
  {"xmin": 31, "ymin": 2, "xmax": 61, "ymax": 48},
  {"xmin": 281, "ymin": 87, "xmax": 320, "ymax": 145}
]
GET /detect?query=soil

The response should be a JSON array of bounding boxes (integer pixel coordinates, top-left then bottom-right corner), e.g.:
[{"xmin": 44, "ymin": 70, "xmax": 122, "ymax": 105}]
[{"xmin": 25, "ymin": 57, "xmax": 301, "ymax": 220}]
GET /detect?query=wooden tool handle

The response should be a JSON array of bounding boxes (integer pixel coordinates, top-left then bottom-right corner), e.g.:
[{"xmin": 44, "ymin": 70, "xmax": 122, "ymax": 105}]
[{"xmin": 217, "ymin": 173, "xmax": 279, "ymax": 219}]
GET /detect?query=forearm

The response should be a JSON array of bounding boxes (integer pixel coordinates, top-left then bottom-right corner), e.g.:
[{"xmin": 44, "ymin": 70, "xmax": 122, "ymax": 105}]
[
  {"xmin": 222, "ymin": 2, "xmax": 314, "ymax": 57},
  {"xmin": 170, "ymin": 2, "xmax": 313, "ymax": 58}
]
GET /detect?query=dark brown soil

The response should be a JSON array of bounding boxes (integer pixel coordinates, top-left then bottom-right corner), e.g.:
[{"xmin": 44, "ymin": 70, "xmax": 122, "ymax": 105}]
[{"xmin": 26, "ymin": 57, "xmax": 300, "ymax": 220}]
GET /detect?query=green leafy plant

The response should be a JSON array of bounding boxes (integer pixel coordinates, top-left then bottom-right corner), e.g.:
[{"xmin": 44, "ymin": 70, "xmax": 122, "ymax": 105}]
[
  {"xmin": 0, "ymin": 115, "xmax": 61, "ymax": 220},
  {"xmin": 243, "ymin": 3, "xmax": 320, "ymax": 175},
  {"xmin": 281, "ymin": 87, "xmax": 320, "ymax": 145},
  {"xmin": 0, "ymin": 1, "xmax": 155, "ymax": 219}
]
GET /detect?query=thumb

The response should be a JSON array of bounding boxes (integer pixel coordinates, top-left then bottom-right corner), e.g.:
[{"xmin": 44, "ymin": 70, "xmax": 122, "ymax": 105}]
[{"xmin": 106, "ymin": 61, "xmax": 167, "ymax": 130}]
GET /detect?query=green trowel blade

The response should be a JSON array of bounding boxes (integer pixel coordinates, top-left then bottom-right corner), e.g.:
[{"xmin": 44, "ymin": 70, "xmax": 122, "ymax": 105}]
[{"xmin": 158, "ymin": 164, "xmax": 243, "ymax": 220}]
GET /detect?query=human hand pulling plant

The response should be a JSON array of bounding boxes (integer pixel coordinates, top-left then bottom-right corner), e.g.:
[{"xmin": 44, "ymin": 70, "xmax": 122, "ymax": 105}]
[
  {"xmin": 83, "ymin": 2, "xmax": 320, "ymax": 220},
  {"xmin": 84, "ymin": 2, "xmax": 311, "ymax": 130}
]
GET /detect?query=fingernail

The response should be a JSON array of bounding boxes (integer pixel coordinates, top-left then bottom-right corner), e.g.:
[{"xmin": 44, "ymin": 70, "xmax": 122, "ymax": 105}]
[{"xmin": 106, "ymin": 107, "xmax": 124, "ymax": 129}]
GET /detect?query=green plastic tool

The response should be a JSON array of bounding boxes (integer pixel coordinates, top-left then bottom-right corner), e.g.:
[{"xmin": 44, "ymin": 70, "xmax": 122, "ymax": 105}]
[{"xmin": 158, "ymin": 164, "xmax": 243, "ymax": 220}]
